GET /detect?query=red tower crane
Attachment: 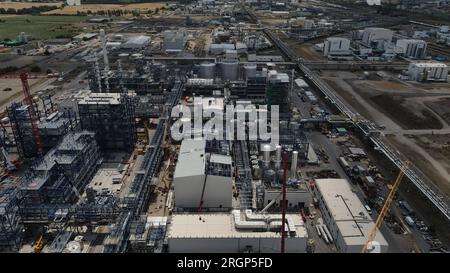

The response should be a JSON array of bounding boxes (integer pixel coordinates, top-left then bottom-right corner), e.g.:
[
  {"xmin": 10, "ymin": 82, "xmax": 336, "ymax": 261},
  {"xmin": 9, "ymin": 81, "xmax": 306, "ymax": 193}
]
[{"xmin": 20, "ymin": 72, "xmax": 44, "ymax": 156}]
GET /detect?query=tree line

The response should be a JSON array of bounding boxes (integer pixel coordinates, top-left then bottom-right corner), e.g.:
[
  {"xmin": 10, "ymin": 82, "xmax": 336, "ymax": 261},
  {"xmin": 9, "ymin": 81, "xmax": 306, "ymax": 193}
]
[{"xmin": 0, "ymin": 5, "xmax": 59, "ymax": 15}]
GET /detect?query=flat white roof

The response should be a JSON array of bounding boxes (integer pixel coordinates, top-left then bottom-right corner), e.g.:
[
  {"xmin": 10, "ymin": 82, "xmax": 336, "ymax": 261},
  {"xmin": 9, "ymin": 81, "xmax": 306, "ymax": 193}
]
[
  {"xmin": 326, "ymin": 37, "xmax": 349, "ymax": 41},
  {"xmin": 124, "ymin": 35, "xmax": 150, "ymax": 45},
  {"xmin": 397, "ymin": 39, "xmax": 426, "ymax": 43},
  {"xmin": 210, "ymin": 154, "xmax": 232, "ymax": 165},
  {"xmin": 410, "ymin": 62, "xmax": 448, "ymax": 68},
  {"xmin": 315, "ymin": 178, "xmax": 388, "ymax": 247},
  {"xmin": 78, "ymin": 93, "xmax": 121, "ymax": 105},
  {"xmin": 167, "ymin": 213, "xmax": 307, "ymax": 239},
  {"xmin": 174, "ymin": 139, "xmax": 206, "ymax": 178}
]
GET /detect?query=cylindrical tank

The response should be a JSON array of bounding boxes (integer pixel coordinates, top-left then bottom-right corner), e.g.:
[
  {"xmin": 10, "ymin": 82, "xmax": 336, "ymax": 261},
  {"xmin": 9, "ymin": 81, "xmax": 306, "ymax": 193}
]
[
  {"xmin": 199, "ymin": 63, "xmax": 216, "ymax": 79},
  {"xmin": 291, "ymin": 151, "xmax": 298, "ymax": 177},
  {"xmin": 244, "ymin": 64, "xmax": 257, "ymax": 79},
  {"xmin": 262, "ymin": 144, "xmax": 272, "ymax": 167},
  {"xmin": 221, "ymin": 61, "xmax": 239, "ymax": 81},
  {"xmin": 275, "ymin": 145, "xmax": 282, "ymax": 163}
]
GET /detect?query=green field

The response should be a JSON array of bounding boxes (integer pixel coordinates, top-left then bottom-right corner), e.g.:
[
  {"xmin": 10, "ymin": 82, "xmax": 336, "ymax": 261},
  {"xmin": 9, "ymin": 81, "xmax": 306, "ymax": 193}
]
[{"xmin": 0, "ymin": 15, "xmax": 88, "ymax": 40}]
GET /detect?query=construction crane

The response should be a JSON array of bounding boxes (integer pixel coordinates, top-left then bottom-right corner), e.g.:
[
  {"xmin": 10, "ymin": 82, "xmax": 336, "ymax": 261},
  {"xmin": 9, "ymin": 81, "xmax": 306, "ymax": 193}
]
[
  {"xmin": 280, "ymin": 152, "xmax": 288, "ymax": 254},
  {"xmin": 362, "ymin": 160, "xmax": 411, "ymax": 253},
  {"xmin": 33, "ymin": 234, "xmax": 45, "ymax": 253},
  {"xmin": 19, "ymin": 72, "xmax": 44, "ymax": 156}
]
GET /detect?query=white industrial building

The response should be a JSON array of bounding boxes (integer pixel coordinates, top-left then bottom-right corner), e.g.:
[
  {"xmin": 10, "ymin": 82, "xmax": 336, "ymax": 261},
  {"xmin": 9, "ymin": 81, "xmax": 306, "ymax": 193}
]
[
  {"xmin": 173, "ymin": 140, "xmax": 232, "ymax": 209},
  {"xmin": 361, "ymin": 28, "xmax": 393, "ymax": 50},
  {"xmin": 121, "ymin": 36, "xmax": 151, "ymax": 49},
  {"xmin": 209, "ymin": 43, "xmax": 235, "ymax": 55},
  {"xmin": 323, "ymin": 37, "xmax": 351, "ymax": 57},
  {"xmin": 407, "ymin": 62, "xmax": 448, "ymax": 82},
  {"xmin": 167, "ymin": 210, "xmax": 308, "ymax": 253},
  {"xmin": 396, "ymin": 39, "xmax": 427, "ymax": 59},
  {"xmin": 314, "ymin": 178, "xmax": 389, "ymax": 253}
]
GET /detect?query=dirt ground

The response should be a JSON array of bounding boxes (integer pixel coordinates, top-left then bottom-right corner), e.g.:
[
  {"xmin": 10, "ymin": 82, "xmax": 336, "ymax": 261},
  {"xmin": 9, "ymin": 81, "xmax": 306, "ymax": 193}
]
[
  {"xmin": 425, "ymin": 98, "xmax": 450, "ymax": 125},
  {"xmin": 43, "ymin": 3, "xmax": 167, "ymax": 15},
  {"xmin": 371, "ymin": 94, "xmax": 443, "ymax": 130},
  {"xmin": 321, "ymin": 70, "xmax": 447, "ymax": 130},
  {"xmin": 387, "ymin": 135, "xmax": 450, "ymax": 196},
  {"xmin": 412, "ymin": 134, "xmax": 450, "ymax": 176},
  {"xmin": 281, "ymin": 35, "xmax": 324, "ymax": 61},
  {"xmin": 322, "ymin": 69, "xmax": 450, "ymax": 198}
]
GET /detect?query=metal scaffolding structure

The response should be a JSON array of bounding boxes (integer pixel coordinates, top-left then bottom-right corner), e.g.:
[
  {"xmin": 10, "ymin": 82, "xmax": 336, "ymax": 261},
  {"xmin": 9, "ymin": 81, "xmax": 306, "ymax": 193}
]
[
  {"xmin": 78, "ymin": 93, "xmax": 136, "ymax": 152},
  {"xmin": 7, "ymin": 102, "xmax": 39, "ymax": 158},
  {"xmin": 0, "ymin": 187, "xmax": 23, "ymax": 252},
  {"xmin": 233, "ymin": 140, "xmax": 253, "ymax": 209},
  {"xmin": 19, "ymin": 131, "xmax": 101, "ymax": 222},
  {"xmin": 1, "ymin": 69, "xmax": 186, "ymax": 252},
  {"xmin": 103, "ymin": 81, "xmax": 183, "ymax": 253}
]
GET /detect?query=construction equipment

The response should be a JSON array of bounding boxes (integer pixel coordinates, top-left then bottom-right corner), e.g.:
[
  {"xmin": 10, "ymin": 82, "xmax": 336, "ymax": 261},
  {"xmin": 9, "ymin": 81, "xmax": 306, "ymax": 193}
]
[
  {"xmin": 362, "ymin": 160, "xmax": 411, "ymax": 253},
  {"xmin": 34, "ymin": 234, "xmax": 44, "ymax": 253},
  {"xmin": 20, "ymin": 73, "xmax": 44, "ymax": 156}
]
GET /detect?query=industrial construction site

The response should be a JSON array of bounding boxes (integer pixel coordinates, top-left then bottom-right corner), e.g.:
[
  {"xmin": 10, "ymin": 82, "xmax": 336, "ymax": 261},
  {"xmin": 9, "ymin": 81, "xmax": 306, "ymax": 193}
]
[{"xmin": 0, "ymin": 0, "xmax": 449, "ymax": 255}]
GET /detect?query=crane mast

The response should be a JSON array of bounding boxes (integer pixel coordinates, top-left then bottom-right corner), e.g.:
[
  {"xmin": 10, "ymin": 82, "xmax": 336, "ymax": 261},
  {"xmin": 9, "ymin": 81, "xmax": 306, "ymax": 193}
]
[
  {"xmin": 20, "ymin": 72, "xmax": 44, "ymax": 156},
  {"xmin": 362, "ymin": 160, "xmax": 410, "ymax": 253}
]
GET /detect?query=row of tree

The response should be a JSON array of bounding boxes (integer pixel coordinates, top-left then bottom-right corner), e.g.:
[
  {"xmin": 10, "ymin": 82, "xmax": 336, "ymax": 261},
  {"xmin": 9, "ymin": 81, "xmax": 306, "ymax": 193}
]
[
  {"xmin": 0, "ymin": 6, "xmax": 59, "ymax": 15},
  {"xmin": 74, "ymin": 7, "xmax": 165, "ymax": 17}
]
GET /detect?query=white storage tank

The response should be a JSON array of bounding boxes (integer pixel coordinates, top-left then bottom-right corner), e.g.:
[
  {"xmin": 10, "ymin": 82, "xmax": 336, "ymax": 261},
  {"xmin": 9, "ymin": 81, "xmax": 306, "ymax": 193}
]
[
  {"xmin": 261, "ymin": 144, "xmax": 272, "ymax": 167},
  {"xmin": 198, "ymin": 63, "xmax": 216, "ymax": 79},
  {"xmin": 244, "ymin": 64, "xmax": 257, "ymax": 79},
  {"xmin": 221, "ymin": 61, "xmax": 239, "ymax": 81}
]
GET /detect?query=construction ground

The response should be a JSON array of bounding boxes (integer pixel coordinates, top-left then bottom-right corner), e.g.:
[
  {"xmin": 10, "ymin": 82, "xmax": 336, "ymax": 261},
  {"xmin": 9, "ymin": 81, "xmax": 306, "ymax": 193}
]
[{"xmin": 320, "ymin": 69, "xmax": 450, "ymax": 197}]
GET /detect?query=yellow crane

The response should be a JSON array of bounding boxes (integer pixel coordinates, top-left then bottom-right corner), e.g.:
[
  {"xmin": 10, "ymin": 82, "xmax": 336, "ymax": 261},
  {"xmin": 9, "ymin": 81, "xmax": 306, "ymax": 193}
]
[{"xmin": 362, "ymin": 160, "xmax": 410, "ymax": 253}]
